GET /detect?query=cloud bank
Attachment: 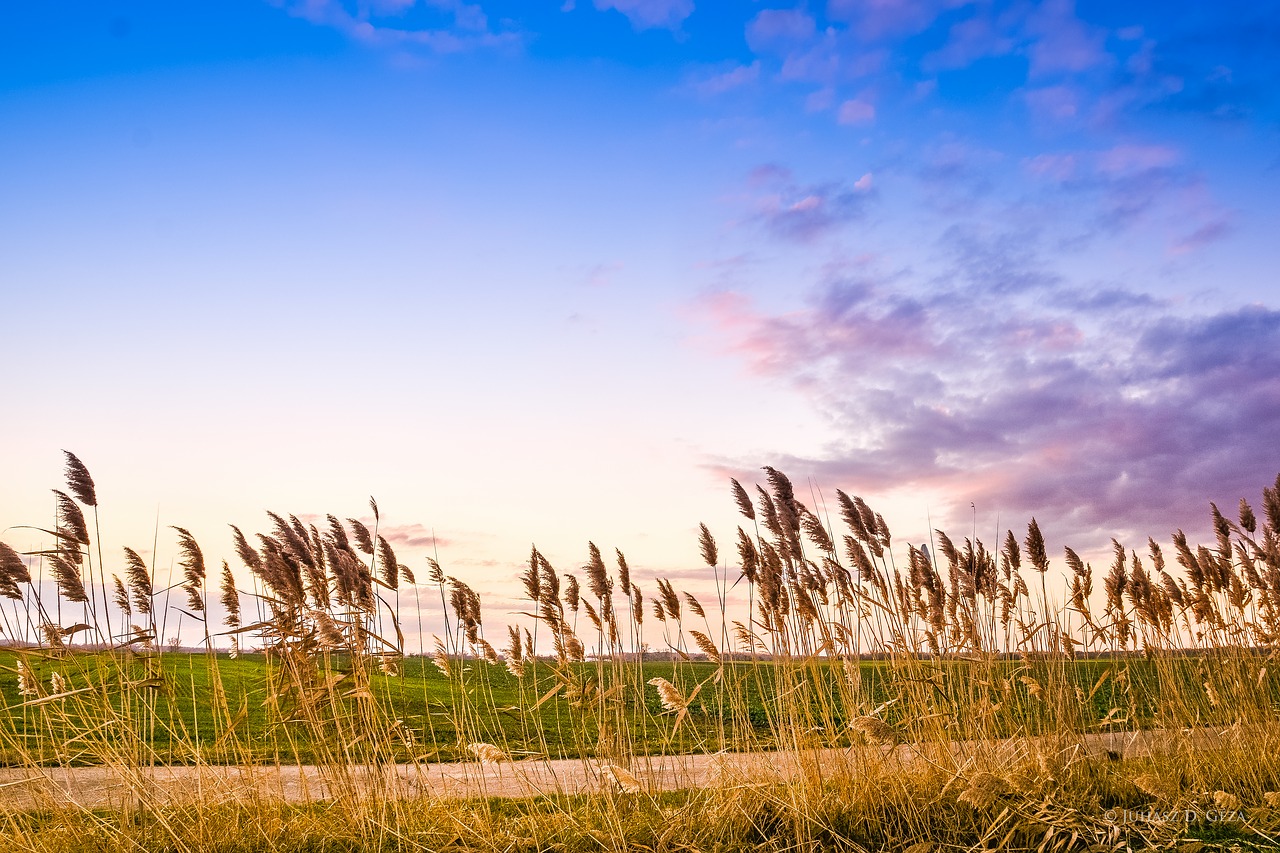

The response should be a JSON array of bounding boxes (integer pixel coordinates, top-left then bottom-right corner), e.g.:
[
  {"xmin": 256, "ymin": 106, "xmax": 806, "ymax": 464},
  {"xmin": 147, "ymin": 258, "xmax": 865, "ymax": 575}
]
[{"xmin": 697, "ymin": 260, "xmax": 1280, "ymax": 548}]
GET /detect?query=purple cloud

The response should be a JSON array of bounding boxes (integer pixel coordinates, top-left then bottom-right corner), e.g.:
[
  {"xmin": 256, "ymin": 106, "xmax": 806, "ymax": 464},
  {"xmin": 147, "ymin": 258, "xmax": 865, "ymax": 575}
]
[
  {"xmin": 694, "ymin": 256, "xmax": 1280, "ymax": 549},
  {"xmin": 1024, "ymin": 0, "xmax": 1110, "ymax": 77},
  {"xmin": 922, "ymin": 11, "xmax": 1017, "ymax": 71},
  {"xmin": 743, "ymin": 164, "xmax": 876, "ymax": 242},
  {"xmin": 275, "ymin": 0, "xmax": 520, "ymax": 52},
  {"xmin": 690, "ymin": 61, "xmax": 761, "ymax": 96},
  {"xmin": 745, "ymin": 8, "xmax": 818, "ymax": 51},
  {"xmin": 594, "ymin": 0, "xmax": 694, "ymax": 30},
  {"xmin": 827, "ymin": 0, "xmax": 965, "ymax": 41},
  {"xmin": 1017, "ymin": 142, "xmax": 1231, "ymax": 254}
]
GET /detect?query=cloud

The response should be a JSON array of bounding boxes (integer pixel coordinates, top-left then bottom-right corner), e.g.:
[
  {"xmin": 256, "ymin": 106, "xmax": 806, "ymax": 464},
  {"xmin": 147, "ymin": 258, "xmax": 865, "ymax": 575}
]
[
  {"xmin": 827, "ymin": 0, "xmax": 966, "ymax": 41},
  {"xmin": 378, "ymin": 522, "xmax": 452, "ymax": 549},
  {"xmin": 837, "ymin": 96, "xmax": 876, "ymax": 125},
  {"xmin": 1023, "ymin": 84, "xmax": 1081, "ymax": 121},
  {"xmin": 690, "ymin": 61, "xmax": 761, "ymax": 96},
  {"xmin": 743, "ymin": 163, "xmax": 876, "ymax": 242},
  {"xmin": 693, "ymin": 254, "xmax": 1280, "ymax": 549},
  {"xmin": 1024, "ymin": 0, "xmax": 1109, "ymax": 77},
  {"xmin": 1094, "ymin": 143, "xmax": 1179, "ymax": 177},
  {"xmin": 745, "ymin": 8, "xmax": 817, "ymax": 51},
  {"xmin": 274, "ymin": 0, "xmax": 520, "ymax": 52},
  {"xmin": 914, "ymin": 137, "xmax": 1004, "ymax": 211},
  {"xmin": 1019, "ymin": 142, "xmax": 1232, "ymax": 253},
  {"xmin": 595, "ymin": 0, "xmax": 694, "ymax": 30},
  {"xmin": 1170, "ymin": 216, "xmax": 1232, "ymax": 255},
  {"xmin": 922, "ymin": 11, "xmax": 1017, "ymax": 71}
]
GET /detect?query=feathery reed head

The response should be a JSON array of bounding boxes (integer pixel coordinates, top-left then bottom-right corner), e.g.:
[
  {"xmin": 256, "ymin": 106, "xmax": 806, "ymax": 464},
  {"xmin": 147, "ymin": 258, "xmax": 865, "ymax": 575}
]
[
  {"xmin": 698, "ymin": 523, "xmax": 718, "ymax": 568},
  {"xmin": 730, "ymin": 478, "xmax": 755, "ymax": 521},
  {"xmin": 0, "ymin": 542, "xmax": 31, "ymax": 600},
  {"xmin": 51, "ymin": 553, "xmax": 88, "ymax": 603},
  {"xmin": 112, "ymin": 574, "xmax": 131, "ymax": 616},
  {"xmin": 348, "ymin": 518, "xmax": 374, "ymax": 554},
  {"xmin": 1025, "ymin": 518, "xmax": 1048, "ymax": 573},
  {"xmin": 171, "ymin": 526, "xmax": 206, "ymax": 584},
  {"xmin": 62, "ymin": 451, "xmax": 97, "ymax": 507},
  {"xmin": 54, "ymin": 490, "xmax": 90, "ymax": 545},
  {"xmin": 615, "ymin": 548, "xmax": 630, "ymax": 594},
  {"xmin": 467, "ymin": 742, "xmax": 507, "ymax": 764},
  {"xmin": 123, "ymin": 547, "xmax": 153, "ymax": 615},
  {"xmin": 647, "ymin": 676, "xmax": 687, "ymax": 712},
  {"xmin": 220, "ymin": 561, "xmax": 241, "ymax": 629},
  {"xmin": 737, "ymin": 527, "xmax": 759, "ymax": 584},
  {"xmin": 850, "ymin": 716, "xmax": 899, "ymax": 746},
  {"xmin": 377, "ymin": 535, "xmax": 399, "ymax": 590},
  {"xmin": 585, "ymin": 541, "xmax": 611, "ymax": 600}
]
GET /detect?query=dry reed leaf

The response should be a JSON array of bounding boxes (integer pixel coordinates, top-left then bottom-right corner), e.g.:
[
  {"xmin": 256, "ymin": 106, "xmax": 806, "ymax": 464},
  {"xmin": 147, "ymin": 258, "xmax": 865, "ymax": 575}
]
[
  {"xmin": 904, "ymin": 843, "xmax": 935, "ymax": 853},
  {"xmin": 1262, "ymin": 792, "xmax": 1280, "ymax": 807}
]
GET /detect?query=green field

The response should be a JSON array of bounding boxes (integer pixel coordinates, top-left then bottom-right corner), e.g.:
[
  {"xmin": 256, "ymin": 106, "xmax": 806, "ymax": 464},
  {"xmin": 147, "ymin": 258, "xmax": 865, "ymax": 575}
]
[{"xmin": 4, "ymin": 648, "xmax": 1263, "ymax": 766}]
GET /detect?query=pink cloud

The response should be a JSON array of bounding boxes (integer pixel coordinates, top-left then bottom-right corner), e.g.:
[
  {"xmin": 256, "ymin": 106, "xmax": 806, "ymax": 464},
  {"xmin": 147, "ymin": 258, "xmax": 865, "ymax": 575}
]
[
  {"xmin": 693, "ymin": 61, "xmax": 761, "ymax": 96},
  {"xmin": 692, "ymin": 258, "xmax": 1280, "ymax": 549},
  {"xmin": 837, "ymin": 96, "xmax": 876, "ymax": 125},
  {"xmin": 1025, "ymin": 0, "xmax": 1109, "ymax": 76},
  {"xmin": 746, "ymin": 8, "xmax": 817, "ymax": 50},
  {"xmin": 827, "ymin": 0, "xmax": 967, "ymax": 40},
  {"xmin": 1024, "ymin": 84, "xmax": 1080, "ymax": 121},
  {"xmin": 594, "ymin": 0, "xmax": 694, "ymax": 30},
  {"xmin": 277, "ymin": 0, "xmax": 519, "ymax": 52},
  {"xmin": 1095, "ymin": 144, "xmax": 1179, "ymax": 177},
  {"xmin": 922, "ymin": 12, "xmax": 1016, "ymax": 71},
  {"xmin": 1022, "ymin": 152, "xmax": 1078, "ymax": 182},
  {"xmin": 1170, "ymin": 216, "xmax": 1232, "ymax": 255},
  {"xmin": 742, "ymin": 164, "xmax": 877, "ymax": 241}
]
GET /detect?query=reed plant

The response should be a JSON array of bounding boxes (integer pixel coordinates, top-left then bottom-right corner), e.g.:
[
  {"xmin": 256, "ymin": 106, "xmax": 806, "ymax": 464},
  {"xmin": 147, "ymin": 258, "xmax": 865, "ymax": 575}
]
[{"xmin": 1, "ymin": 454, "xmax": 1279, "ymax": 851}]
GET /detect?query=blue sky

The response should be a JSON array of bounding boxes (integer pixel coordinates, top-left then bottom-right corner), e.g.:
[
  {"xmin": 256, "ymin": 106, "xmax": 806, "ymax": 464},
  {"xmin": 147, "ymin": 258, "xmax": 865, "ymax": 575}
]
[{"xmin": 3, "ymin": 1, "xmax": 1278, "ymax": 635}]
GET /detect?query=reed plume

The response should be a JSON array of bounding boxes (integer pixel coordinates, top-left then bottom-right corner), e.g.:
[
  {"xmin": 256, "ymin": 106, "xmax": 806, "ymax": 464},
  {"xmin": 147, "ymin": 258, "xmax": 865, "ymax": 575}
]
[
  {"xmin": 376, "ymin": 535, "xmax": 399, "ymax": 590},
  {"xmin": 0, "ymin": 542, "xmax": 29, "ymax": 599},
  {"xmin": 698, "ymin": 523, "xmax": 718, "ymax": 568},
  {"xmin": 348, "ymin": 518, "xmax": 374, "ymax": 554},
  {"xmin": 51, "ymin": 553, "xmax": 88, "ymax": 603},
  {"xmin": 171, "ymin": 526, "xmax": 206, "ymax": 611},
  {"xmin": 220, "ymin": 561, "xmax": 241, "ymax": 629},
  {"xmin": 61, "ymin": 450, "xmax": 97, "ymax": 506},
  {"xmin": 730, "ymin": 478, "xmax": 755, "ymax": 521},
  {"xmin": 54, "ymin": 490, "xmax": 90, "ymax": 545}
]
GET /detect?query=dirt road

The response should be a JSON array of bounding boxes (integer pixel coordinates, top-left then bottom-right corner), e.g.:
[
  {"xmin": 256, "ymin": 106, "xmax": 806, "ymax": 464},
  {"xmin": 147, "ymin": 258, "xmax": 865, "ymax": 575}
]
[{"xmin": 0, "ymin": 728, "xmax": 1217, "ymax": 811}]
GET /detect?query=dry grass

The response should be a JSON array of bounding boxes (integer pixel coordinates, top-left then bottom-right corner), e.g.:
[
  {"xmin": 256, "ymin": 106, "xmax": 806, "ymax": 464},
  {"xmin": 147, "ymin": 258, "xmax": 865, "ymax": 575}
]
[{"xmin": 1, "ymin": 454, "xmax": 1280, "ymax": 851}]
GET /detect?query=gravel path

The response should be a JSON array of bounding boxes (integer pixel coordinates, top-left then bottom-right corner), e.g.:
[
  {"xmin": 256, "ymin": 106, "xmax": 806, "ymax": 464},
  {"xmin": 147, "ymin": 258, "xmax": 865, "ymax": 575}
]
[{"xmin": 0, "ymin": 728, "xmax": 1219, "ymax": 811}]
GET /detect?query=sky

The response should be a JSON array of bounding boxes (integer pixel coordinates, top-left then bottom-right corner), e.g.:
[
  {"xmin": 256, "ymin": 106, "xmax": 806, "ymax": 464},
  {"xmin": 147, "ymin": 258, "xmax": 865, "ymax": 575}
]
[{"xmin": 2, "ymin": 1, "xmax": 1278, "ymax": 645}]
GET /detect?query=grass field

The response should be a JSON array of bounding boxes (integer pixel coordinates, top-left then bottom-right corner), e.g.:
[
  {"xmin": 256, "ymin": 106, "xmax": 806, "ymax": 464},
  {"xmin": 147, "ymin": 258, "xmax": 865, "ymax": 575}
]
[
  {"xmin": 2, "ymin": 455, "xmax": 1280, "ymax": 850},
  {"xmin": 5, "ymin": 651, "xmax": 1271, "ymax": 767}
]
